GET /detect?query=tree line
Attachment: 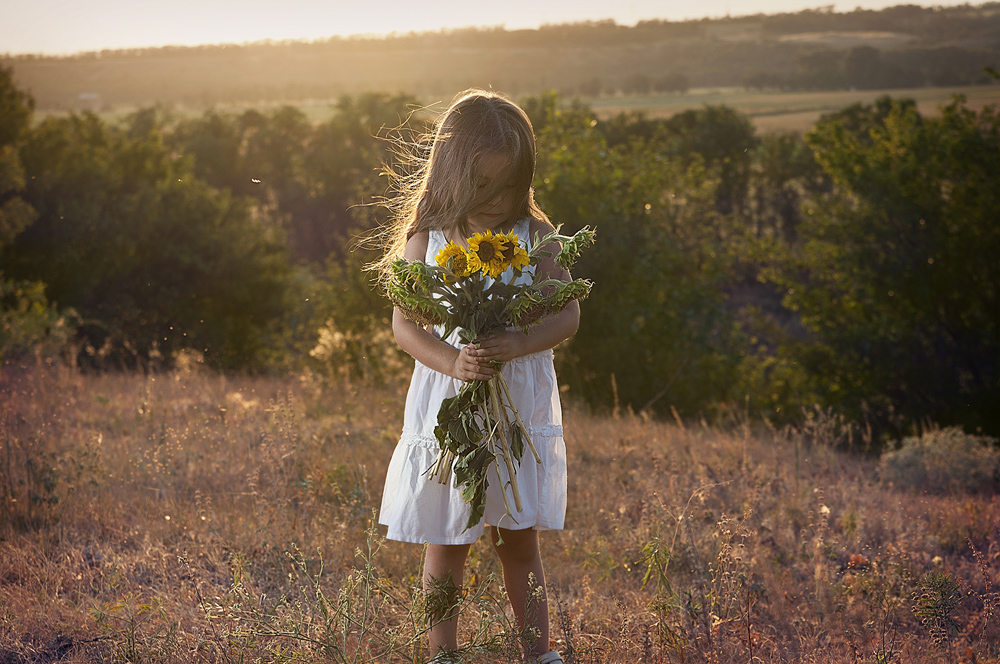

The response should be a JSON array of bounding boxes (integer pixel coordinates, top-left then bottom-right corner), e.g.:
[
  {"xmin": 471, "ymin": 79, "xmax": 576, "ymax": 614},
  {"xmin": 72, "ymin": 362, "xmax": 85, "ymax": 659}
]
[{"xmin": 2, "ymin": 67, "xmax": 998, "ymax": 439}]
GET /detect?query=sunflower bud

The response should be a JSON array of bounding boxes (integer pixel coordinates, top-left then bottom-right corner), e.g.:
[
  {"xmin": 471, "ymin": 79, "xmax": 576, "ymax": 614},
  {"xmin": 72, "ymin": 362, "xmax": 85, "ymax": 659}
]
[{"xmin": 554, "ymin": 227, "xmax": 597, "ymax": 270}]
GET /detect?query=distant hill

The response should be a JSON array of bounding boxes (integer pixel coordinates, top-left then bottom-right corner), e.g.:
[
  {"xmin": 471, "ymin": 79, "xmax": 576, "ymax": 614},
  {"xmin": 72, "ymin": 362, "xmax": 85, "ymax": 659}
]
[{"xmin": 5, "ymin": 3, "xmax": 1000, "ymax": 111}]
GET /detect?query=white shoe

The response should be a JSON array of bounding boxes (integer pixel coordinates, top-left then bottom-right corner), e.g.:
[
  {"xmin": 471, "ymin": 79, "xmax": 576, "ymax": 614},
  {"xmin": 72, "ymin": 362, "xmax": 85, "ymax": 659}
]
[
  {"xmin": 430, "ymin": 652, "xmax": 461, "ymax": 664},
  {"xmin": 525, "ymin": 652, "xmax": 564, "ymax": 664}
]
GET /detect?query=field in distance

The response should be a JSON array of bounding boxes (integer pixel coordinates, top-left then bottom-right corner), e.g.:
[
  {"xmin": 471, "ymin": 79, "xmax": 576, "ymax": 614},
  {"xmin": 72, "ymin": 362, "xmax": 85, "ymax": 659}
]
[
  {"xmin": 584, "ymin": 83, "xmax": 1000, "ymax": 133},
  {"xmin": 43, "ymin": 83, "xmax": 1000, "ymax": 135}
]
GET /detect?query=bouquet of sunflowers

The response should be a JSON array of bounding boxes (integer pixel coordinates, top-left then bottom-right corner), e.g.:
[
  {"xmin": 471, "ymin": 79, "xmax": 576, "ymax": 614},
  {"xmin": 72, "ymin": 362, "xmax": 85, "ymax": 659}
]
[{"xmin": 388, "ymin": 225, "xmax": 595, "ymax": 530}]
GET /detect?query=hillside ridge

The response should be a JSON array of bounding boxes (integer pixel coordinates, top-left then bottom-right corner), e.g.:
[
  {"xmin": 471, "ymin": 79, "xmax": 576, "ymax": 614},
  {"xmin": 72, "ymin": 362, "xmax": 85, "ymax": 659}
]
[{"xmin": 4, "ymin": 3, "xmax": 1000, "ymax": 110}]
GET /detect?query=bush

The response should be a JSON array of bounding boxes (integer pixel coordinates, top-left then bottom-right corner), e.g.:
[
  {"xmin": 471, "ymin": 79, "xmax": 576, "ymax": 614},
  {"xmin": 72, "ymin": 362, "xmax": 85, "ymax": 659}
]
[
  {"xmin": 879, "ymin": 427, "xmax": 1000, "ymax": 494},
  {"xmin": 0, "ymin": 276, "xmax": 77, "ymax": 363},
  {"xmin": 308, "ymin": 316, "xmax": 407, "ymax": 385}
]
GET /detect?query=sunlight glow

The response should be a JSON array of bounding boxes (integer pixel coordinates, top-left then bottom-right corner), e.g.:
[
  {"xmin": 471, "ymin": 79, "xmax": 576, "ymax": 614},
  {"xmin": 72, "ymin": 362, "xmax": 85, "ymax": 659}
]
[{"xmin": 0, "ymin": 0, "xmax": 987, "ymax": 56}]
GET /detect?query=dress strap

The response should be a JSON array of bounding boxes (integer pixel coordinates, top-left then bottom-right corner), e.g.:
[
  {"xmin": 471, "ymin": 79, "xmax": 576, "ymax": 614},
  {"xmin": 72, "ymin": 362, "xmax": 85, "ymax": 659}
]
[
  {"xmin": 426, "ymin": 229, "xmax": 447, "ymax": 263},
  {"xmin": 513, "ymin": 218, "xmax": 531, "ymax": 248}
]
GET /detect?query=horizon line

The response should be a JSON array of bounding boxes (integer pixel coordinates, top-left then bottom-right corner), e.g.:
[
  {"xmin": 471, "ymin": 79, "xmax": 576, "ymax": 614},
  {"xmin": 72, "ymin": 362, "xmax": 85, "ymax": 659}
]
[{"xmin": 0, "ymin": 3, "xmax": 951, "ymax": 60}]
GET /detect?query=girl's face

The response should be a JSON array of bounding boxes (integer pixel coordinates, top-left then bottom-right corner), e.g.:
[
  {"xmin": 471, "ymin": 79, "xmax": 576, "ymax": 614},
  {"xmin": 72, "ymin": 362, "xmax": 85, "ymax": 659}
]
[{"xmin": 466, "ymin": 153, "xmax": 517, "ymax": 234}]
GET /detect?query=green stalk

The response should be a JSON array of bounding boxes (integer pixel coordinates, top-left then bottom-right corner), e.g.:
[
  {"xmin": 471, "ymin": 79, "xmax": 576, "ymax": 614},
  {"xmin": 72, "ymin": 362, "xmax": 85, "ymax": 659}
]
[
  {"xmin": 489, "ymin": 377, "xmax": 523, "ymax": 514},
  {"xmin": 498, "ymin": 373, "xmax": 541, "ymax": 464},
  {"xmin": 436, "ymin": 450, "xmax": 452, "ymax": 484},
  {"xmin": 428, "ymin": 449, "xmax": 449, "ymax": 485},
  {"xmin": 428, "ymin": 451, "xmax": 441, "ymax": 482},
  {"xmin": 494, "ymin": 454, "xmax": 518, "ymax": 526},
  {"xmin": 496, "ymin": 378, "xmax": 515, "ymax": 434}
]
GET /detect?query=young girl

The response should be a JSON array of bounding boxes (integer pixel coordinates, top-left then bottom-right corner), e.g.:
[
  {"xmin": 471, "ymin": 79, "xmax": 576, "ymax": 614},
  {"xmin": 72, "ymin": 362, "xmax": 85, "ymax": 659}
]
[{"xmin": 375, "ymin": 90, "xmax": 578, "ymax": 664}]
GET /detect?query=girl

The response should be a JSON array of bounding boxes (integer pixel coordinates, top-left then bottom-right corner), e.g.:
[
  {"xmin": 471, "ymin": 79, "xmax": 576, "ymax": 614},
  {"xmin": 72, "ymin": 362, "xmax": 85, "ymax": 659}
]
[{"xmin": 374, "ymin": 90, "xmax": 578, "ymax": 664}]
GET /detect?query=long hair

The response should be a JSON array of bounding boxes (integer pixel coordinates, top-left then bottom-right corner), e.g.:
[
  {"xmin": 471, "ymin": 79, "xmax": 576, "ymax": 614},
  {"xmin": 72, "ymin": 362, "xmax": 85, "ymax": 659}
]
[{"xmin": 371, "ymin": 89, "xmax": 550, "ymax": 282}]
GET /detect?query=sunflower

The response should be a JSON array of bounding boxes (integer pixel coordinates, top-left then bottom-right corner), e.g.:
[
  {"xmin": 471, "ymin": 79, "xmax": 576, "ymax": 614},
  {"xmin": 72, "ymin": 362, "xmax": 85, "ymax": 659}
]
[
  {"xmin": 498, "ymin": 232, "xmax": 530, "ymax": 273},
  {"xmin": 435, "ymin": 241, "xmax": 472, "ymax": 279},
  {"xmin": 466, "ymin": 230, "xmax": 509, "ymax": 278}
]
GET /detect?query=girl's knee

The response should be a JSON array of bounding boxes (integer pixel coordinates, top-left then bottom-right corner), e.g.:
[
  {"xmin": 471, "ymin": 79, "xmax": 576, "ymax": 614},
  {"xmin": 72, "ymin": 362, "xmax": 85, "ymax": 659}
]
[
  {"xmin": 426, "ymin": 543, "xmax": 470, "ymax": 563},
  {"xmin": 424, "ymin": 543, "xmax": 470, "ymax": 581},
  {"xmin": 491, "ymin": 528, "xmax": 540, "ymax": 565}
]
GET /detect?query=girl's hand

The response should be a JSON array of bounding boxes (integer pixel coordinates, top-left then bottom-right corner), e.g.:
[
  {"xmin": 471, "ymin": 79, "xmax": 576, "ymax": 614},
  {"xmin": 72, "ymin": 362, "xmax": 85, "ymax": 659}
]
[
  {"xmin": 471, "ymin": 331, "xmax": 527, "ymax": 364},
  {"xmin": 453, "ymin": 344, "xmax": 496, "ymax": 381}
]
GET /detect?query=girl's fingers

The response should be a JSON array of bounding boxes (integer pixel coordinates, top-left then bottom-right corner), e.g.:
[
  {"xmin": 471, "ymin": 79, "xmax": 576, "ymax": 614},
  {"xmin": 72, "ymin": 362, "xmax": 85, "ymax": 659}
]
[
  {"xmin": 469, "ymin": 346, "xmax": 495, "ymax": 362},
  {"xmin": 466, "ymin": 341, "xmax": 511, "ymax": 367},
  {"xmin": 460, "ymin": 353, "xmax": 494, "ymax": 380}
]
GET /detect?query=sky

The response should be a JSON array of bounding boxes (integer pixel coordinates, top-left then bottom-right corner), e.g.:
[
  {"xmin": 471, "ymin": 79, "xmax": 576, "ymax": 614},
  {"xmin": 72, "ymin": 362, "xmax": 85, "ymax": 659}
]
[{"xmin": 0, "ymin": 0, "xmax": 987, "ymax": 56}]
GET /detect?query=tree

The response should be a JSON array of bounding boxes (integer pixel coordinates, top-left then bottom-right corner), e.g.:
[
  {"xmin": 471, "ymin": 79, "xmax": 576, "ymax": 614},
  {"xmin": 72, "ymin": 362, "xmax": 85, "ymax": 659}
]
[
  {"xmin": 661, "ymin": 105, "xmax": 759, "ymax": 218},
  {"xmin": 0, "ymin": 67, "xmax": 72, "ymax": 364},
  {"xmin": 767, "ymin": 96, "xmax": 1000, "ymax": 434},
  {"xmin": 750, "ymin": 131, "xmax": 827, "ymax": 243},
  {"xmin": 577, "ymin": 77, "xmax": 603, "ymax": 97},
  {"xmin": 654, "ymin": 72, "xmax": 690, "ymax": 94},
  {"xmin": 168, "ymin": 93, "xmax": 420, "ymax": 264},
  {"xmin": 531, "ymin": 95, "xmax": 742, "ymax": 417},
  {"xmin": 0, "ymin": 67, "xmax": 36, "ymax": 252},
  {"xmin": 843, "ymin": 46, "xmax": 884, "ymax": 90},
  {"xmin": 3, "ymin": 110, "xmax": 291, "ymax": 370},
  {"xmin": 621, "ymin": 73, "xmax": 652, "ymax": 95},
  {"xmin": 0, "ymin": 67, "xmax": 33, "ymax": 148},
  {"xmin": 795, "ymin": 49, "xmax": 845, "ymax": 90}
]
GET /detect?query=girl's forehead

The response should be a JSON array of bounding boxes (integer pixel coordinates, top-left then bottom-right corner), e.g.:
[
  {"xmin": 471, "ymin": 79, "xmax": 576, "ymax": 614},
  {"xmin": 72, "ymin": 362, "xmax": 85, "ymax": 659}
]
[{"xmin": 475, "ymin": 153, "xmax": 515, "ymax": 180}]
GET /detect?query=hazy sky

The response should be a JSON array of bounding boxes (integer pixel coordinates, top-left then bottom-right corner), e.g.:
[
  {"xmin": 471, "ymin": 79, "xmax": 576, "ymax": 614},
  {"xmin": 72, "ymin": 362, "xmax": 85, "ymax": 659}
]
[{"xmin": 0, "ymin": 0, "xmax": 986, "ymax": 56}]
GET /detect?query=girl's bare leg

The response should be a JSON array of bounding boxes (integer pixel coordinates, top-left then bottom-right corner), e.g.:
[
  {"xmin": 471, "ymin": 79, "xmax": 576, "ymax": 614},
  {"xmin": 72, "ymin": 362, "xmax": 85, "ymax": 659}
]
[
  {"xmin": 424, "ymin": 543, "xmax": 472, "ymax": 657},
  {"xmin": 491, "ymin": 527, "xmax": 549, "ymax": 658}
]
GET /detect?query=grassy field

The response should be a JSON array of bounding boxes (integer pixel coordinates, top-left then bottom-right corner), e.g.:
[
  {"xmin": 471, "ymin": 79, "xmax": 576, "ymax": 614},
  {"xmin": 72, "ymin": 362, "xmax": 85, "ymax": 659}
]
[
  {"xmin": 34, "ymin": 84, "xmax": 1000, "ymax": 135},
  {"xmin": 583, "ymin": 84, "xmax": 1000, "ymax": 133},
  {"xmin": 1, "ymin": 364, "xmax": 998, "ymax": 663}
]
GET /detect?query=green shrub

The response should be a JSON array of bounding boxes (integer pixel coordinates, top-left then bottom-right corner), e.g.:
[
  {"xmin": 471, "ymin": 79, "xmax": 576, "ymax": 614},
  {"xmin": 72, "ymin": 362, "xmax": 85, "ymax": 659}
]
[
  {"xmin": 879, "ymin": 427, "xmax": 1000, "ymax": 494},
  {"xmin": 308, "ymin": 315, "xmax": 407, "ymax": 385},
  {"xmin": 0, "ymin": 276, "xmax": 77, "ymax": 363}
]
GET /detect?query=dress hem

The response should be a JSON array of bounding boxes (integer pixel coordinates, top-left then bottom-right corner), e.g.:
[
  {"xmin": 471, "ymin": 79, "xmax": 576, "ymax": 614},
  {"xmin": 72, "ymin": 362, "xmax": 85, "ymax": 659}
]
[{"xmin": 381, "ymin": 520, "xmax": 564, "ymax": 546}]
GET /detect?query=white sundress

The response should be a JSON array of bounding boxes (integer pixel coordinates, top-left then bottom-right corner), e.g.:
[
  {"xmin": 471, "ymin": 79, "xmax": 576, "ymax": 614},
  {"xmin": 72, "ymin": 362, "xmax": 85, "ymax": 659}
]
[{"xmin": 379, "ymin": 217, "xmax": 568, "ymax": 545}]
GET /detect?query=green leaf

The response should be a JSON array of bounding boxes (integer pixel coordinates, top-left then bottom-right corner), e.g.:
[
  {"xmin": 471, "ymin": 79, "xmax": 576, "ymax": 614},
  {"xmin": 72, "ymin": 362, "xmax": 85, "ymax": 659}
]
[{"xmin": 510, "ymin": 425, "xmax": 525, "ymax": 464}]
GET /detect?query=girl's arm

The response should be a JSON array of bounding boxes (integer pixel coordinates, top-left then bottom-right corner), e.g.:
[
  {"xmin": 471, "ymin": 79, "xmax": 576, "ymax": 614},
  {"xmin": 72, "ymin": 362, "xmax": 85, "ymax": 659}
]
[
  {"xmin": 470, "ymin": 219, "xmax": 581, "ymax": 364},
  {"xmin": 392, "ymin": 231, "xmax": 496, "ymax": 381}
]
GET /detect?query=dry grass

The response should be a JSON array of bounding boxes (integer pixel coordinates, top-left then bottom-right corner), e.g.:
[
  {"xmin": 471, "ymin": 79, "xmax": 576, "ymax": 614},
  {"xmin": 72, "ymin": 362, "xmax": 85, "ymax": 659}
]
[{"xmin": 1, "ymin": 363, "xmax": 998, "ymax": 663}]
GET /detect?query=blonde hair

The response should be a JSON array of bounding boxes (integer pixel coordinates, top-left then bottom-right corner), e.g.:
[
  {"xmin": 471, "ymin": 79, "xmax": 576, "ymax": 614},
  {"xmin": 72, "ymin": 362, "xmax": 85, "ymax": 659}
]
[{"xmin": 371, "ymin": 89, "xmax": 550, "ymax": 280}]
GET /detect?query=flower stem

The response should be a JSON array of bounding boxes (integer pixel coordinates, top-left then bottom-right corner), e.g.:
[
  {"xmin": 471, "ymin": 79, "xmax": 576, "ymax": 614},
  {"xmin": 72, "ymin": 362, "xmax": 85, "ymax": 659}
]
[
  {"xmin": 498, "ymin": 373, "xmax": 541, "ymax": 464},
  {"xmin": 437, "ymin": 449, "xmax": 453, "ymax": 484},
  {"xmin": 429, "ymin": 448, "xmax": 452, "ymax": 485},
  {"xmin": 489, "ymin": 377, "xmax": 523, "ymax": 514},
  {"xmin": 494, "ymin": 454, "xmax": 518, "ymax": 526}
]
